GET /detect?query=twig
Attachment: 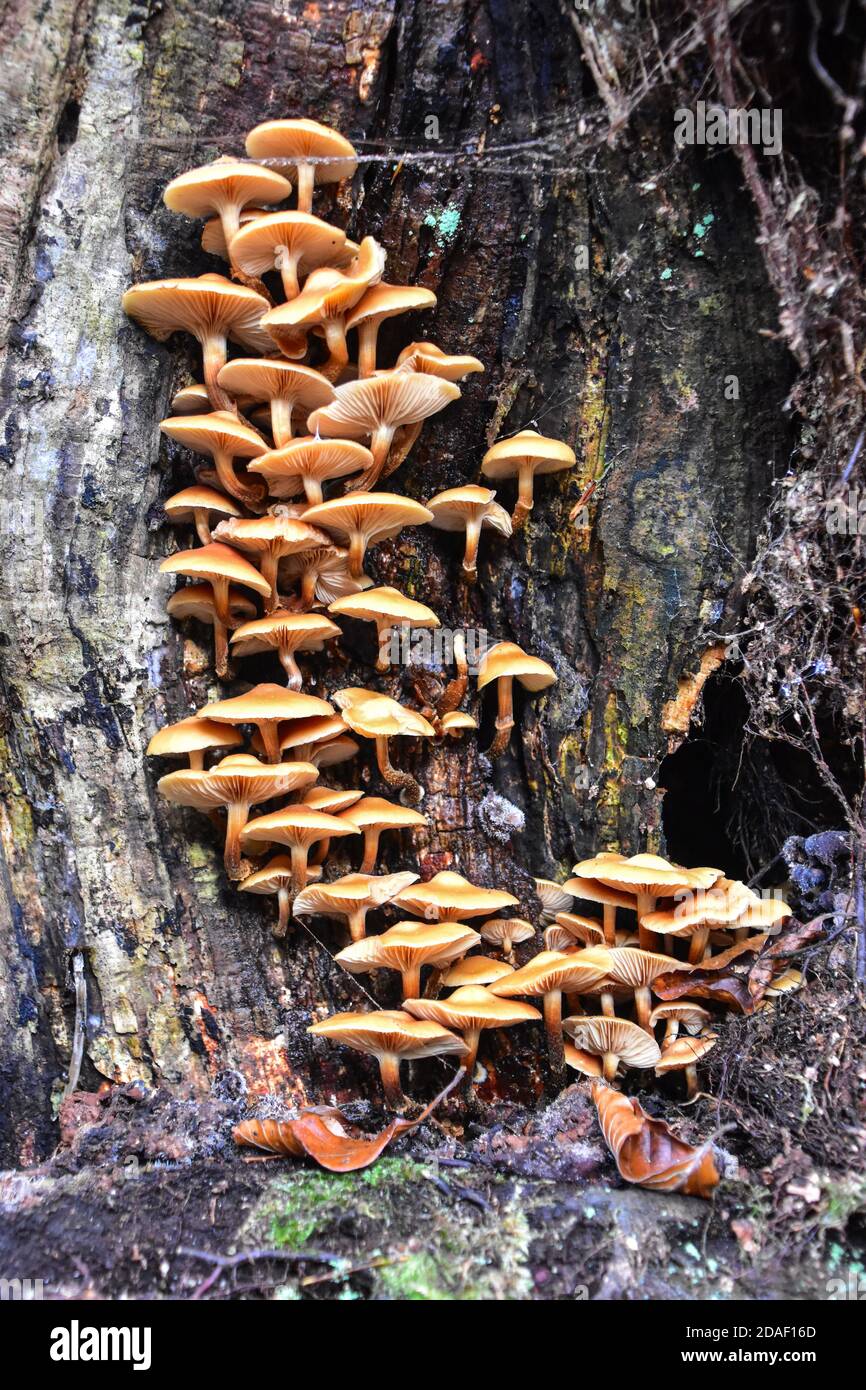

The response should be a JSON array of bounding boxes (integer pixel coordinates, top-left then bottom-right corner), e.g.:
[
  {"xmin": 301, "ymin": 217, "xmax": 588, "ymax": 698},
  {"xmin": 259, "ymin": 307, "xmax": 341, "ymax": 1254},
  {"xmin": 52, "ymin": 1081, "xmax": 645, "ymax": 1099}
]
[{"xmin": 178, "ymin": 1245, "xmax": 340, "ymax": 1300}]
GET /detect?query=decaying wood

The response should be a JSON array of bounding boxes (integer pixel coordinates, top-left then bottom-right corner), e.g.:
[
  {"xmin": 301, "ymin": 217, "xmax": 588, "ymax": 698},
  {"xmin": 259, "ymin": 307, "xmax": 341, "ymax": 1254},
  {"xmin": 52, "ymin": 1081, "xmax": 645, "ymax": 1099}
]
[{"xmin": 0, "ymin": 0, "xmax": 789, "ymax": 1163}]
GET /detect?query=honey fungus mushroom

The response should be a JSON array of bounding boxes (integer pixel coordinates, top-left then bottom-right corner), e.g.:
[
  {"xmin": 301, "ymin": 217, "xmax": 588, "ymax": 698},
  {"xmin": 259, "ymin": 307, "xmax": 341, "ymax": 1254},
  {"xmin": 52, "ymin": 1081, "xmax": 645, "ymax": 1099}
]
[
  {"xmin": 146, "ymin": 715, "xmax": 243, "ymax": 770},
  {"xmin": 394, "ymin": 870, "xmax": 519, "ymax": 922},
  {"xmin": 307, "ymin": 1010, "xmax": 466, "ymax": 1112},
  {"xmin": 337, "ymin": 795, "xmax": 427, "ymax": 873},
  {"xmin": 479, "ymin": 916, "xmax": 535, "ymax": 961},
  {"xmin": 216, "ymin": 360, "xmax": 336, "ymax": 449},
  {"xmin": 561, "ymin": 873, "xmax": 635, "ymax": 947},
  {"xmin": 281, "ymin": 544, "xmax": 366, "ymax": 610},
  {"xmin": 249, "ymin": 437, "xmax": 372, "ymax": 505},
  {"xmin": 122, "ymin": 275, "xmax": 272, "ymax": 411},
  {"xmin": 230, "ymin": 611, "xmax": 341, "ymax": 689},
  {"xmin": 157, "ymin": 752, "xmax": 317, "ymax": 880},
  {"xmin": 163, "ymin": 158, "xmax": 292, "ymax": 278},
  {"xmin": 262, "ymin": 237, "xmax": 384, "ymax": 376},
  {"xmin": 160, "ymin": 410, "xmax": 270, "ymax": 509},
  {"xmin": 655, "ymin": 1032, "xmax": 719, "ymax": 1099},
  {"xmin": 329, "ymin": 586, "xmax": 440, "ymax": 672},
  {"xmin": 333, "ymin": 689, "xmax": 435, "ymax": 804},
  {"xmin": 426, "ymin": 486, "xmax": 512, "ymax": 583},
  {"xmin": 213, "ymin": 512, "xmax": 331, "ymax": 612},
  {"xmin": 245, "ymin": 118, "xmax": 358, "ymax": 214},
  {"xmin": 293, "ymin": 870, "xmax": 419, "ymax": 942},
  {"xmin": 443, "ymin": 956, "xmax": 515, "ymax": 988},
  {"xmin": 476, "ymin": 641, "xmax": 557, "ymax": 759},
  {"xmin": 336, "ymin": 920, "xmax": 480, "ymax": 999},
  {"xmin": 570, "ymin": 852, "xmax": 722, "ymax": 949},
  {"xmin": 159, "ymin": 541, "xmax": 271, "ymax": 679},
  {"xmin": 562, "ymin": 1014, "xmax": 661, "ymax": 1083},
  {"xmin": 199, "ymin": 682, "xmax": 334, "ymax": 763},
  {"xmin": 240, "ymin": 855, "xmax": 309, "ymax": 938},
  {"xmin": 490, "ymin": 948, "xmax": 611, "ymax": 1074},
  {"xmin": 302, "ymin": 492, "xmax": 433, "ymax": 578},
  {"xmin": 602, "ymin": 947, "xmax": 681, "ymax": 1032},
  {"xmin": 404, "ymin": 986, "xmax": 540, "ymax": 1082},
  {"xmin": 346, "ymin": 283, "xmax": 437, "ymax": 378},
  {"xmin": 228, "ymin": 211, "xmax": 349, "ymax": 300},
  {"xmin": 534, "ymin": 878, "xmax": 574, "ymax": 923},
  {"xmin": 641, "ymin": 877, "xmax": 760, "ymax": 962},
  {"xmin": 481, "ymin": 428, "xmax": 577, "ymax": 530},
  {"xmin": 240, "ymin": 803, "xmax": 360, "ymax": 894},
  {"xmin": 308, "ymin": 372, "xmax": 460, "ymax": 489},
  {"xmin": 164, "ymin": 485, "xmax": 241, "ymax": 546}
]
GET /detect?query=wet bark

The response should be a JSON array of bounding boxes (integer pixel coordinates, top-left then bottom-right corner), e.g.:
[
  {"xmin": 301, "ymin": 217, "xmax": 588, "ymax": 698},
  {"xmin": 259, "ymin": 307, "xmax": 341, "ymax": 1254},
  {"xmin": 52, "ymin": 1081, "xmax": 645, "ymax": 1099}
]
[{"xmin": 0, "ymin": 0, "xmax": 788, "ymax": 1164}]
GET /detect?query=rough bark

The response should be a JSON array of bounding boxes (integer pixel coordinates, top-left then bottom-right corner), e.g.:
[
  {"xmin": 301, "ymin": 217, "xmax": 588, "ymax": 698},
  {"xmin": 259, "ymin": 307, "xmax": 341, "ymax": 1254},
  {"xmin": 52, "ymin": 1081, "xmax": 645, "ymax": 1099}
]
[{"xmin": 0, "ymin": 0, "xmax": 788, "ymax": 1165}]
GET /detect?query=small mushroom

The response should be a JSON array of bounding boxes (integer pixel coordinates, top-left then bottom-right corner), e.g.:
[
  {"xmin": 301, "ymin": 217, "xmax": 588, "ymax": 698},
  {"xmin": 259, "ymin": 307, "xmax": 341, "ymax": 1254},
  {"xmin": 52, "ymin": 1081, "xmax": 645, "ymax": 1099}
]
[
  {"xmin": 201, "ymin": 207, "xmax": 269, "ymax": 263},
  {"xmin": 281, "ymin": 544, "xmax": 367, "ymax": 611},
  {"xmin": 199, "ymin": 682, "xmax": 334, "ymax": 764},
  {"xmin": 250, "ymin": 436, "xmax": 372, "ymax": 505},
  {"xmin": 332, "ymin": 689, "xmax": 435, "ymax": 804},
  {"xmin": 230, "ymin": 610, "xmax": 341, "ymax": 689},
  {"xmin": 146, "ymin": 715, "xmax": 243, "ymax": 770},
  {"xmin": 563, "ymin": 1043, "xmax": 604, "ymax": 1079},
  {"xmin": 336, "ymin": 919, "xmax": 480, "ymax": 999},
  {"xmin": 442, "ymin": 956, "xmax": 515, "ymax": 988},
  {"xmin": 426, "ymin": 485, "xmax": 512, "ymax": 583},
  {"xmin": 395, "ymin": 341, "xmax": 485, "ymax": 381},
  {"xmin": 543, "ymin": 924, "xmax": 578, "ymax": 952},
  {"xmin": 240, "ymin": 855, "xmax": 306, "ymax": 938},
  {"xmin": 159, "ymin": 541, "xmax": 271, "ymax": 678},
  {"xmin": 476, "ymin": 641, "xmax": 556, "ymax": 759},
  {"xmin": 293, "ymin": 871, "xmax": 420, "ymax": 942},
  {"xmin": 654, "ymin": 1032, "xmax": 719, "ymax": 1099},
  {"xmin": 253, "ymin": 712, "xmax": 350, "ymax": 764},
  {"xmin": 533, "ymin": 879, "xmax": 573, "ymax": 922},
  {"xmin": 481, "ymin": 428, "xmax": 576, "ymax": 530},
  {"xmin": 164, "ymin": 485, "xmax": 241, "ymax": 546},
  {"xmin": 561, "ymin": 873, "xmax": 634, "ymax": 947},
  {"xmin": 229, "ymin": 210, "xmax": 349, "ymax": 300},
  {"xmin": 301, "ymin": 786, "xmax": 364, "ymax": 865},
  {"xmin": 553, "ymin": 912, "xmax": 607, "ymax": 949},
  {"xmin": 240, "ymin": 804, "xmax": 360, "ymax": 894},
  {"xmin": 308, "ymin": 371, "xmax": 460, "ymax": 489},
  {"xmin": 170, "ymin": 382, "xmax": 213, "ymax": 414},
  {"xmin": 246, "ymin": 118, "xmax": 358, "ymax": 214},
  {"xmin": 479, "ymin": 916, "xmax": 535, "ymax": 960},
  {"xmin": 216, "ymin": 360, "xmax": 336, "ymax": 449},
  {"xmin": 602, "ymin": 947, "xmax": 680, "ymax": 1033},
  {"xmin": 641, "ymin": 877, "xmax": 760, "ymax": 961},
  {"xmin": 490, "ymin": 948, "xmax": 611, "ymax": 1075},
  {"xmin": 569, "ymin": 853, "xmax": 722, "ymax": 950},
  {"xmin": 437, "ymin": 629, "xmax": 469, "ymax": 716},
  {"xmin": 346, "ymin": 283, "xmax": 437, "ymax": 378},
  {"xmin": 562, "ymin": 1015, "xmax": 661, "ymax": 1084},
  {"xmin": 212, "ymin": 512, "xmax": 331, "ymax": 612},
  {"xmin": 438, "ymin": 711, "xmax": 477, "ymax": 739},
  {"xmin": 337, "ymin": 795, "xmax": 427, "ymax": 874},
  {"xmin": 123, "ymin": 275, "xmax": 272, "ymax": 411},
  {"xmin": 648, "ymin": 1002, "xmax": 712, "ymax": 1047},
  {"xmin": 163, "ymin": 158, "xmax": 291, "ymax": 278},
  {"xmin": 303, "ymin": 492, "xmax": 433, "ymax": 578},
  {"xmin": 262, "ymin": 238, "xmax": 384, "ymax": 376},
  {"xmin": 404, "ymin": 985, "xmax": 540, "ymax": 1081},
  {"xmin": 157, "ymin": 753, "xmax": 317, "ymax": 879},
  {"xmin": 329, "ymin": 586, "xmax": 440, "ymax": 672},
  {"xmin": 308, "ymin": 1009, "xmax": 466, "ymax": 1112},
  {"xmin": 160, "ymin": 410, "xmax": 270, "ymax": 509},
  {"xmin": 394, "ymin": 870, "xmax": 519, "ymax": 922}
]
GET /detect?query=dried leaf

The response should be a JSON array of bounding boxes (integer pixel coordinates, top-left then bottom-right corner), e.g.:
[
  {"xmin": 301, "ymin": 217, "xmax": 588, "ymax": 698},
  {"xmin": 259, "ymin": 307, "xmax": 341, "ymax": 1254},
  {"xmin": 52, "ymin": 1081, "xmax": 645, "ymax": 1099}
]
[
  {"xmin": 591, "ymin": 1082, "xmax": 720, "ymax": 1199},
  {"xmin": 654, "ymin": 917, "xmax": 822, "ymax": 1013},
  {"xmin": 234, "ymin": 1069, "xmax": 463, "ymax": 1171}
]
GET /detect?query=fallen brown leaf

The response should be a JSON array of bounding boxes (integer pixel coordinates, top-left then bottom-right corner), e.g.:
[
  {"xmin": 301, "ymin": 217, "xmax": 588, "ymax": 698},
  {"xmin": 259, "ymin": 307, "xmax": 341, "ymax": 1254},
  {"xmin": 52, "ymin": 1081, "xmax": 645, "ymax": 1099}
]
[
  {"xmin": 654, "ymin": 918, "xmax": 823, "ymax": 1013},
  {"xmin": 591, "ymin": 1082, "xmax": 720, "ymax": 1199},
  {"xmin": 234, "ymin": 1068, "xmax": 464, "ymax": 1171}
]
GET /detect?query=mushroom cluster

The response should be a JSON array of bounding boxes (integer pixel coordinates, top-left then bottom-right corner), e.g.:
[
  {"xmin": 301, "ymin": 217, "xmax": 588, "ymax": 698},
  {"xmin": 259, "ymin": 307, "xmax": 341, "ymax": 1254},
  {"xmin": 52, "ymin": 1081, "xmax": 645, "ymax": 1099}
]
[{"xmin": 135, "ymin": 115, "xmax": 803, "ymax": 1133}]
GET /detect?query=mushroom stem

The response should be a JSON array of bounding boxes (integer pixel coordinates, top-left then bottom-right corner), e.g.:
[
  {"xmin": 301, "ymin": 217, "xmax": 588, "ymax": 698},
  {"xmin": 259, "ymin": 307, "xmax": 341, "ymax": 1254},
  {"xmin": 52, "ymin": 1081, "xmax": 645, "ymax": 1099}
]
[
  {"xmin": 663, "ymin": 1019, "xmax": 681, "ymax": 1046},
  {"xmin": 275, "ymin": 887, "xmax": 291, "ymax": 938},
  {"xmin": 462, "ymin": 516, "xmax": 482, "ymax": 583},
  {"xmin": 359, "ymin": 827, "xmax": 382, "ymax": 875},
  {"xmin": 258, "ymin": 720, "xmax": 282, "ymax": 764},
  {"xmin": 688, "ymin": 925, "xmax": 710, "ymax": 963},
  {"xmin": 320, "ymin": 319, "xmax": 349, "ymax": 383},
  {"xmin": 511, "ymin": 460, "xmax": 535, "ymax": 530},
  {"xmin": 602, "ymin": 1050, "xmax": 620, "ymax": 1083},
  {"xmin": 634, "ymin": 985, "xmax": 653, "ymax": 1034},
  {"xmin": 201, "ymin": 334, "xmax": 233, "ymax": 412},
  {"xmin": 192, "ymin": 508, "xmax": 213, "ymax": 546},
  {"xmin": 290, "ymin": 844, "xmax": 310, "ymax": 894},
  {"xmin": 310, "ymin": 837, "xmax": 330, "ymax": 866},
  {"xmin": 188, "ymin": 750, "xmax": 205, "ymax": 771},
  {"xmin": 377, "ymin": 1052, "xmax": 406, "ymax": 1111},
  {"xmin": 437, "ymin": 631, "xmax": 468, "ymax": 716},
  {"xmin": 356, "ymin": 322, "xmax": 380, "ymax": 379},
  {"xmin": 637, "ymin": 893, "xmax": 658, "ymax": 951},
  {"xmin": 382, "ymin": 421, "xmax": 422, "ymax": 481},
  {"xmin": 277, "ymin": 643, "xmax": 303, "ymax": 690},
  {"xmin": 270, "ymin": 397, "xmax": 294, "ymax": 449},
  {"xmin": 543, "ymin": 990, "xmax": 566, "ymax": 1078},
  {"xmin": 347, "ymin": 530, "xmax": 366, "ymax": 578},
  {"xmin": 352, "ymin": 424, "xmax": 396, "ymax": 491},
  {"xmin": 277, "ymin": 253, "xmax": 301, "ymax": 301},
  {"xmin": 684, "ymin": 1064, "xmax": 698, "ymax": 1099},
  {"xmin": 600, "ymin": 990, "xmax": 616, "ymax": 1017},
  {"xmin": 461, "ymin": 1028, "xmax": 481, "ymax": 1080},
  {"xmin": 487, "ymin": 675, "xmax": 514, "ymax": 759},
  {"xmin": 401, "ymin": 964, "xmax": 421, "ymax": 1000},
  {"xmin": 295, "ymin": 162, "xmax": 316, "ymax": 215},
  {"xmin": 224, "ymin": 800, "xmax": 250, "ymax": 881},
  {"xmin": 423, "ymin": 966, "xmax": 445, "ymax": 998},
  {"xmin": 347, "ymin": 907, "xmax": 368, "ymax": 942},
  {"xmin": 375, "ymin": 735, "xmax": 424, "ymax": 805},
  {"xmin": 212, "ymin": 446, "xmax": 267, "ymax": 509},
  {"xmin": 209, "ymin": 578, "xmax": 234, "ymax": 680},
  {"xmin": 602, "ymin": 904, "xmax": 616, "ymax": 947}
]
